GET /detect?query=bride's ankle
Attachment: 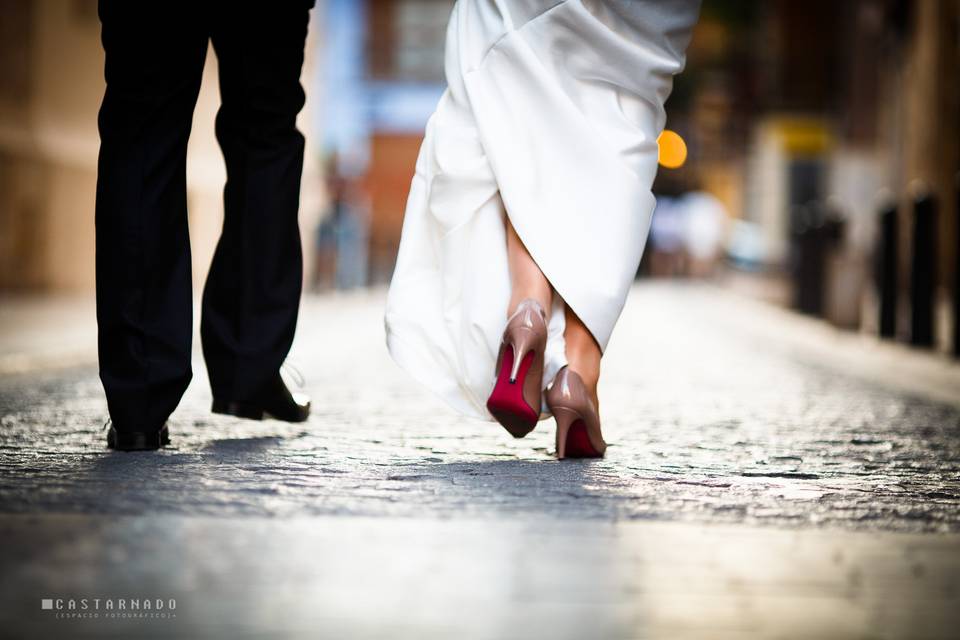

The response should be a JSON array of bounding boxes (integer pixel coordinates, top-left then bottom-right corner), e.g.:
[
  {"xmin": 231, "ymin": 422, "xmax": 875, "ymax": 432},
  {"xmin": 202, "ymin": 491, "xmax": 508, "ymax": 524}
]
[
  {"xmin": 563, "ymin": 359, "xmax": 599, "ymax": 406},
  {"xmin": 508, "ymin": 292, "xmax": 551, "ymax": 318}
]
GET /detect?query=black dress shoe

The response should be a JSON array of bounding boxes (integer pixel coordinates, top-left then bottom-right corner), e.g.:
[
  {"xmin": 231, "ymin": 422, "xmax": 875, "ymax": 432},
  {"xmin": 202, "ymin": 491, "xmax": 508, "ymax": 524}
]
[
  {"xmin": 106, "ymin": 422, "xmax": 170, "ymax": 451},
  {"xmin": 212, "ymin": 373, "xmax": 310, "ymax": 423}
]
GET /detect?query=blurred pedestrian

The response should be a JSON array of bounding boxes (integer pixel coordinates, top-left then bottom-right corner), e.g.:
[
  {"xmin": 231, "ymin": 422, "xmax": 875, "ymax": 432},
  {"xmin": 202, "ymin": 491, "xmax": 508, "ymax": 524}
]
[
  {"xmin": 681, "ymin": 191, "xmax": 727, "ymax": 278},
  {"xmin": 649, "ymin": 196, "xmax": 688, "ymax": 277},
  {"xmin": 312, "ymin": 157, "xmax": 369, "ymax": 292},
  {"xmin": 313, "ymin": 158, "xmax": 345, "ymax": 292}
]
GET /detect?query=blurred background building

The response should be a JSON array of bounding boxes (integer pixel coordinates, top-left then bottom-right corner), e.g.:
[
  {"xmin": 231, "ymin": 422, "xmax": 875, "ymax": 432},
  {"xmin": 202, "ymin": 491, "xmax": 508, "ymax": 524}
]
[
  {"xmin": 317, "ymin": 0, "xmax": 451, "ymax": 285},
  {"xmin": 0, "ymin": 0, "xmax": 324, "ymax": 294},
  {"xmin": 661, "ymin": 0, "xmax": 959, "ymax": 357},
  {"xmin": 0, "ymin": 0, "xmax": 958, "ymax": 356}
]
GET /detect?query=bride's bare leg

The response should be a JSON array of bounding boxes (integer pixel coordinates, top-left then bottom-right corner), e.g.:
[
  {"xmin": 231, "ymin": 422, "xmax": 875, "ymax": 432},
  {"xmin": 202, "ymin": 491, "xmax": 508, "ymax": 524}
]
[
  {"xmin": 506, "ymin": 217, "xmax": 551, "ymax": 316},
  {"xmin": 563, "ymin": 305, "xmax": 601, "ymax": 410},
  {"xmin": 504, "ymin": 215, "xmax": 599, "ymax": 407}
]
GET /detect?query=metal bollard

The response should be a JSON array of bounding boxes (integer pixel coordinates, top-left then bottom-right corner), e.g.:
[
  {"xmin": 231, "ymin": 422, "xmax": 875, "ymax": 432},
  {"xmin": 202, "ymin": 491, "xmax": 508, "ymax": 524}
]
[
  {"xmin": 955, "ymin": 173, "xmax": 960, "ymax": 357},
  {"xmin": 791, "ymin": 204, "xmax": 824, "ymax": 316},
  {"xmin": 910, "ymin": 187, "xmax": 936, "ymax": 348},
  {"xmin": 877, "ymin": 200, "xmax": 898, "ymax": 339}
]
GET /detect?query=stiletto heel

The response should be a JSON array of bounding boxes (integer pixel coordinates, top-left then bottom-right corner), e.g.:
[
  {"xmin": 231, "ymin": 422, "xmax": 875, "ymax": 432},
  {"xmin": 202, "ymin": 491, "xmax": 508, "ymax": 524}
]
[
  {"xmin": 552, "ymin": 407, "xmax": 577, "ymax": 460},
  {"xmin": 546, "ymin": 367, "xmax": 606, "ymax": 459},
  {"xmin": 486, "ymin": 299, "xmax": 547, "ymax": 438}
]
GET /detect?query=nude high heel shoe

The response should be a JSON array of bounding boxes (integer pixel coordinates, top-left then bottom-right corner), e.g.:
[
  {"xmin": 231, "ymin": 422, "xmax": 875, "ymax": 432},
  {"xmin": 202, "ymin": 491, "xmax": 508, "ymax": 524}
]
[
  {"xmin": 546, "ymin": 366, "xmax": 606, "ymax": 459},
  {"xmin": 486, "ymin": 299, "xmax": 547, "ymax": 438}
]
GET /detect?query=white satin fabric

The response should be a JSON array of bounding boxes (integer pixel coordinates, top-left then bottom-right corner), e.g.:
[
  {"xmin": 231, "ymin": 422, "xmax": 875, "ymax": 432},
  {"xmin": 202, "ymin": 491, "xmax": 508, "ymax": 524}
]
[{"xmin": 384, "ymin": 0, "xmax": 700, "ymax": 419}]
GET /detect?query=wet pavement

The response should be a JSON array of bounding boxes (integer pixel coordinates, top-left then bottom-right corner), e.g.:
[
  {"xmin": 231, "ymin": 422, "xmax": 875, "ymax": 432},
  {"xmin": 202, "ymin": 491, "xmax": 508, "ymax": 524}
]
[{"xmin": 1, "ymin": 283, "xmax": 959, "ymax": 638}]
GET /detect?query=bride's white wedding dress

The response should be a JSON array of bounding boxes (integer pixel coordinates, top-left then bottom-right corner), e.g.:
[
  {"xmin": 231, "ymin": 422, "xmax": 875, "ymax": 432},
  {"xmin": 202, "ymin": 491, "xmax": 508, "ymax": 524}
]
[{"xmin": 384, "ymin": 0, "xmax": 701, "ymax": 419}]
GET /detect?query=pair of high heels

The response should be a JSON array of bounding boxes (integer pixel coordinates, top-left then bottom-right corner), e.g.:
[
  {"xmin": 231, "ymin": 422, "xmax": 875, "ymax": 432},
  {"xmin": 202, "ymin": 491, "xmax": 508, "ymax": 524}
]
[{"xmin": 485, "ymin": 299, "xmax": 606, "ymax": 459}]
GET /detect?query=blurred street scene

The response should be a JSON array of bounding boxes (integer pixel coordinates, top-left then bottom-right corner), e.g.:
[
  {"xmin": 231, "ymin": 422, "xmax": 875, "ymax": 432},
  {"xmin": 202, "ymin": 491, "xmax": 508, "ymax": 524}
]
[
  {"xmin": 1, "ymin": 0, "xmax": 959, "ymax": 638},
  {"xmin": 2, "ymin": 0, "xmax": 958, "ymax": 354}
]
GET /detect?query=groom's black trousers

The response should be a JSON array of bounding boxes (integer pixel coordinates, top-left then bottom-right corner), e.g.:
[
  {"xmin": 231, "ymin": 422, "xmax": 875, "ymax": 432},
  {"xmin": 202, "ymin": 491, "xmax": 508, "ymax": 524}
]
[{"xmin": 95, "ymin": 1, "xmax": 313, "ymax": 431}]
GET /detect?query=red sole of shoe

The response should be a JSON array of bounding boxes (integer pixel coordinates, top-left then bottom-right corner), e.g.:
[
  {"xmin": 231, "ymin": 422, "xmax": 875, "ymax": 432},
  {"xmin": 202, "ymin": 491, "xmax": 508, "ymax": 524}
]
[
  {"xmin": 486, "ymin": 346, "xmax": 538, "ymax": 438},
  {"xmin": 563, "ymin": 419, "xmax": 602, "ymax": 458}
]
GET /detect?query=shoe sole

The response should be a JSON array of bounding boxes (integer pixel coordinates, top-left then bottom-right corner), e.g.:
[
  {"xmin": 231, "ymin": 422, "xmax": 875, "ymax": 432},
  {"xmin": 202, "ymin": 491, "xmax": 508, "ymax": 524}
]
[
  {"xmin": 107, "ymin": 426, "xmax": 169, "ymax": 451},
  {"xmin": 486, "ymin": 347, "xmax": 538, "ymax": 438},
  {"xmin": 211, "ymin": 400, "xmax": 309, "ymax": 423},
  {"xmin": 560, "ymin": 419, "xmax": 603, "ymax": 459}
]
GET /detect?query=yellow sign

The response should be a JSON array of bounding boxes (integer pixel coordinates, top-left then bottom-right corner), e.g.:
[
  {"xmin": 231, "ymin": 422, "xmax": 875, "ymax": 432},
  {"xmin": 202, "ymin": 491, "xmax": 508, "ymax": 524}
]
[{"xmin": 775, "ymin": 118, "xmax": 832, "ymax": 155}]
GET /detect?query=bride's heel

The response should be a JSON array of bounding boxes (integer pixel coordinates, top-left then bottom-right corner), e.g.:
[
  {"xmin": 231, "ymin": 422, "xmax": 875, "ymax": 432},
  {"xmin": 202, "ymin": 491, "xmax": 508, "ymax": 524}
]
[
  {"xmin": 546, "ymin": 367, "xmax": 606, "ymax": 459},
  {"xmin": 486, "ymin": 299, "xmax": 547, "ymax": 438},
  {"xmin": 552, "ymin": 407, "xmax": 579, "ymax": 460}
]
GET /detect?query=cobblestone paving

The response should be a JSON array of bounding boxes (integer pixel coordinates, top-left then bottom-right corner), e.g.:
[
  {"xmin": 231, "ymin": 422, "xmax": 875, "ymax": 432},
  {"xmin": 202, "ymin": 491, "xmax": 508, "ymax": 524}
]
[{"xmin": 1, "ymin": 284, "xmax": 958, "ymax": 532}]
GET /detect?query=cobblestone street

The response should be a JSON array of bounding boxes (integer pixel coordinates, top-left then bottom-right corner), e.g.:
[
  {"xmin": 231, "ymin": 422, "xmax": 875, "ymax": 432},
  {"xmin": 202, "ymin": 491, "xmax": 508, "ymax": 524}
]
[{"xmin": 1, "ymin": 283, "xmax": 959, "ymax": 638}]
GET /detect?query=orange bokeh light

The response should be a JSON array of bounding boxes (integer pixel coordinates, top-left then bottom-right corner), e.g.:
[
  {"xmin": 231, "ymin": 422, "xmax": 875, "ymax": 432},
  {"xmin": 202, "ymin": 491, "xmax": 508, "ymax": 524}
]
[{"xmin": 657, "ymin": 129, "xmax": 687, "ymax": 169}]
